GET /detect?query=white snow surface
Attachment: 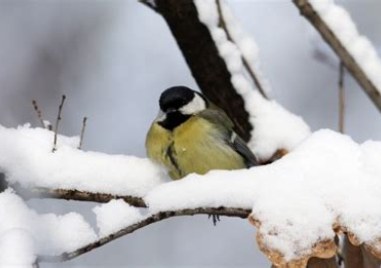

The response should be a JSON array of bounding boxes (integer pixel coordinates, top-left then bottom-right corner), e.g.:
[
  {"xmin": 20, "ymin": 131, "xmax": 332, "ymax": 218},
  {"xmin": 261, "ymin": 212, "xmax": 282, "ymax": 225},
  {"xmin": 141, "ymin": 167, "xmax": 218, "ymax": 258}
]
[
  {"xmin": 94, "ymin": 199, "xmax": 144, "ymax": 237},
  {"xmin": 145, "ymin": 129, "xmax": 381, "ymax": 261},
  {"xmin": 0, "ymin": 124, "xmax": 167, "ymax": 196},
  {"xmin": 310, "ymin": 0, "xmax": 381, "ymax": 92},
  {"xmin": 0, "ymin": 229, "xmax": 35, "ymax": 268},
  {"xmin": 217, "ymin": 0, "xmax": 272, "ymax": 96},
  {"xmin": 0, "ymin": 190, "xmax": 97, "ymax": 261},
  {"xmin": 194, "ymin": 0, "xmax": 311, "ymax": 160},
  {"xmin": 0, "ymin": 122, "xmax": 381, "ymax": 261}
]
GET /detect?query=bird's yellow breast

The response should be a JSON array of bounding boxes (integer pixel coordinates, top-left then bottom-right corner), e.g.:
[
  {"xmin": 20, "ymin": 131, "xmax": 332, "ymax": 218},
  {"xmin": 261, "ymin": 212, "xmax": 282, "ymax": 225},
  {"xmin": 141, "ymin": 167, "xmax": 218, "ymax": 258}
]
[{"xmin": 146, "ymin": 116, "xmax": 245, "ymax": 180}]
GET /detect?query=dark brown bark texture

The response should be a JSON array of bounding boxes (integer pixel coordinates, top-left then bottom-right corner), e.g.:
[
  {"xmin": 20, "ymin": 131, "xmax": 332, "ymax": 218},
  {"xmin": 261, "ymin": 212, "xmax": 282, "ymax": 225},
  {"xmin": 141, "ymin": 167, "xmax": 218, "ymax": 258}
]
[{"xmin": 155, "ymin": 0, "xmax": 252, "ymax": 141}]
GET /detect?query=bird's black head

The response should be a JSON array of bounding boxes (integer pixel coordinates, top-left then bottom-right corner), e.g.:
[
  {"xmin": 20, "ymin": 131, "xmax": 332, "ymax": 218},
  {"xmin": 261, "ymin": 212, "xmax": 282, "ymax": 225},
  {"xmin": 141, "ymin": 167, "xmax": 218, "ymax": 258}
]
[{"xmin": 157, "ymin": 86, "xmax": 207, "ymax": 130}]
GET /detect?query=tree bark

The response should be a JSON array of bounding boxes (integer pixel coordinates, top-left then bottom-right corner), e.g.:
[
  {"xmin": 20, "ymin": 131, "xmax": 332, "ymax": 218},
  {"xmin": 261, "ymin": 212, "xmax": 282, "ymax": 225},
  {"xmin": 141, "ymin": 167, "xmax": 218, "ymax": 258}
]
[{"xmin": 154, "ymin": 0, "xmax": 252, "ymax": 141}]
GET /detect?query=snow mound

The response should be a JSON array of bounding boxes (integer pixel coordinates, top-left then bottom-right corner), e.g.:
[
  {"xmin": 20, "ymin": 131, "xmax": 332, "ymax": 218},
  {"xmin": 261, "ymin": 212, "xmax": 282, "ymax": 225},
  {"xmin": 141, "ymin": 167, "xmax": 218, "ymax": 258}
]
[
  {"xmin": 0, "ymin": 124, "xmax": 167, "ymax": 197},
  {"xmin": 145, "ymin": 129, "xmax": 381, "ymax": 262}
]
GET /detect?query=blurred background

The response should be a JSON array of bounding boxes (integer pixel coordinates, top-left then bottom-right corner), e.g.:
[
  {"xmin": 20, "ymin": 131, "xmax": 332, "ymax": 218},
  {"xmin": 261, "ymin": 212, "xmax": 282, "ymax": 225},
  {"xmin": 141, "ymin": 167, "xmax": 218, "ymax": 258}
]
[{"xmin": 0, "ymin": 0, "xmax": 380, "ymax": 267}]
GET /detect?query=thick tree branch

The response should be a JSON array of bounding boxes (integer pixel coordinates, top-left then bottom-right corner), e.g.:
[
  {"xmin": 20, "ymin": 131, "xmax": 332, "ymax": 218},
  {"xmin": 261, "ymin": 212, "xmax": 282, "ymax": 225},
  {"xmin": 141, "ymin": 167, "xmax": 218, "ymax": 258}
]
[
  {"xmin": 343, "ymin": 236, "xmax": 381, "ymax": 268},
  {"xmin": 293, "ymin": 0, "xmax": 381, "ymax": 112},
  {"xmin": 152, "ymin": 0, "xmax": 252, "ymax": 141},
  {"xmin": 38, "ymin": 207, "xmax": 250, "ymax": 263},
  {"xmin": 138, "ymin": 0, "xmax": 158, "ymax": 13}
]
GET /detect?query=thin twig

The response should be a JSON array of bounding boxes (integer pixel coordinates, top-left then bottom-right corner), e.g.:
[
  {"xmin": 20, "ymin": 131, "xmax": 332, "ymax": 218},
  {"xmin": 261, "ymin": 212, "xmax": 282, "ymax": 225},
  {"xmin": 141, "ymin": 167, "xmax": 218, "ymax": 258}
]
[
  {"xmin": 216, "ymin": 0, "xmax": 268, "ymax": 99},
  {"xmin": 24, "ymin": 186, "xmax": 147, "ymax": 208},
  {"xmin": 293, "ymin": 0, "xmax": 381, "ymax": 113},
  {"xmin": 4, "ymin": 178, "xmax": 146, "ymax": 207},
  {"xmin": 38, "ymin": 206, "xmax": 250, "ymax": 263},
  {"xmin": 52, "ymin": 95, "xmax": 66, "ymax": 153},
  {"xmin": 339, "ymin": 62, "xmax": 345, "ymax": 134},
  {"xmin": 32, "ymin": 100, "xmax": 46, "ymax": 129},
  {"xmin": 78, "ymin": 117, "xmax": 87, "ymax": 150}
]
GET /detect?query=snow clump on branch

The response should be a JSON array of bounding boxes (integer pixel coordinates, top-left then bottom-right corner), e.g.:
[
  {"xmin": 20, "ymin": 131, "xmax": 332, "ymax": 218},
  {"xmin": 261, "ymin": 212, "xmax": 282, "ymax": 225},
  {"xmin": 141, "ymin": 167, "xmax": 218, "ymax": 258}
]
[
  {"xmin": 194, "ymin": 0, "xmax": 311, "ymax": 160},
  {"xmin": 0, "ymin": 190, "xmax": 97, "ymax": 266},
  {"xmin": 310, "ymin": 0, "xmax": 381, "ymax": 92},
  {"xmin": 0, "ymin": 124, "xmax": 168, "ymax": 197}
]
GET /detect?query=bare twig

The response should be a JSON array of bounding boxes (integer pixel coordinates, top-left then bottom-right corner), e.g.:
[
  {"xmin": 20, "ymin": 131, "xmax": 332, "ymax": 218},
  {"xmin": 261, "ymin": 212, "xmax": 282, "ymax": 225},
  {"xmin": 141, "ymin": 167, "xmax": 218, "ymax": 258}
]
[
  {"xmin": 22, "ymin": 186, "xmax": 147, "ymax": 208},
  {"xmin": 4, "ymin": 177, "xmax": 146, "ymax": 207},
  {"xmin": 78, "ymin": 117, "xmax": 87, "ymax": 150},
  {"xmin": 38, "ymin": 206, "xmax": 250, "ymax": 263},
  {"xmin": 293, "ymin": 0, "xmax": 381, "ymax": 113},
  {"xmin": 338, "ymin": 62, "xmax": 345, "ymax": 134},
  {"xmin": 32, "ymin": 100, "xmax": 46, "ymax": 129},
  {"xmin": 3, "ymin": 176, "xmax": 146, "ymax": 207},
  {"xmin": 52, "ymin": 95, "xmax": 66, "ymax": 153},
  {"xmin": 216, "ymin": 0, "xmax": 268, "ymax": 99}
]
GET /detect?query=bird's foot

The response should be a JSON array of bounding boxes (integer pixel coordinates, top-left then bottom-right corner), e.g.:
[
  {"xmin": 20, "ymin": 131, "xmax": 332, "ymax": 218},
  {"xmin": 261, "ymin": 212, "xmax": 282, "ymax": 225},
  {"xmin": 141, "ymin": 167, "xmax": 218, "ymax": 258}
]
[{"xmin": 208, "ymin": 214, "xmax": 220, "ymax": 226}]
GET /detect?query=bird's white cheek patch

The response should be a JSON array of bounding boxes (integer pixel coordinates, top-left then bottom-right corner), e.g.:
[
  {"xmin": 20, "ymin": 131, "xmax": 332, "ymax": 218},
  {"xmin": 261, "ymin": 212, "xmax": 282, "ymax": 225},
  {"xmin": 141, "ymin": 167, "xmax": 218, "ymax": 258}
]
[
  {"xmin": 155, "ymin": 110, "xmax": 166, "ymax": 122},
  {"xmin": 180, "ymin": 94, "xmax": 206, "ymax": 115}
]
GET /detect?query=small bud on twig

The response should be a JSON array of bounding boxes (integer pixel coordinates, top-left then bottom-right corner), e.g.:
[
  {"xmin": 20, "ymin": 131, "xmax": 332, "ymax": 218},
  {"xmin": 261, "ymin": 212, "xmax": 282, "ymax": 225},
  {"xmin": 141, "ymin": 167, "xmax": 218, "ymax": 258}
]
[{"xmin": 32, "ymin": 100, "xmax": 46, "ymax": 129}]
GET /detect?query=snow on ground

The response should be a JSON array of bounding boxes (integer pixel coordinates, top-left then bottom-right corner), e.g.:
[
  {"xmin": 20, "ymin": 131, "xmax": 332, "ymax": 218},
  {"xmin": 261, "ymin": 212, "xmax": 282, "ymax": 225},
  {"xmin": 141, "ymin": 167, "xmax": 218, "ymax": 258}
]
[
  {"xmin": 194, "ymin": 0, "xmax": 311, "ymax": 160},
  {"xmin": 145, "ymin": 129, "xmax": 381, "ymax": 261},
  {"xmin": 0, "ymin": 189, "xmax": 97, "ymax": 265},
  {"xmin": 310, "ymin": 0, "xmax": 381, "ymax": 92},
  {"xmin": 0, "ymin": 124, "xmax": 168, "ymax": 197}
]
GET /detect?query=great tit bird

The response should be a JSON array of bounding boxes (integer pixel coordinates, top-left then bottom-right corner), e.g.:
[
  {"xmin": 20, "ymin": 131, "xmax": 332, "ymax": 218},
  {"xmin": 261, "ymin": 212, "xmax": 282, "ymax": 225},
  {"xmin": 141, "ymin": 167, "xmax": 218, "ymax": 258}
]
[{"xmin": 146, "ymin": 86, "xmax": 257, "ymax": 180}]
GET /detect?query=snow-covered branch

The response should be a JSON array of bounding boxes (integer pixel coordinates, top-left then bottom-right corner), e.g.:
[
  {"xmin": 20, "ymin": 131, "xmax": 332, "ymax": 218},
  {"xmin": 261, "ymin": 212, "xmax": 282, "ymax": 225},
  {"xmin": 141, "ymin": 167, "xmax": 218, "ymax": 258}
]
[
  {"xmin": 293, "ymin": 0, "xmax": 381, "ymax": 112},
  {"xmin": 215, "ymin": 0, "xmax": 268, "ymax": 99},
  {"xmin": 147, "ymin": 0, "xmax": 310, "ymax": 161},
  {"xmin": 1, "ymin": 1, "xmax": 380, "ymax": 267},
  {"xmin": 18, "ymin": 185, "xmax": 147, "ymax": 208},
  {"xmin": 0, "ymin": 124, "xmax": 168, "ymax": 200},
  {"xmin": 39, "ymin": 206, "xmax": 250, "ymax": 263},
  {"xmin": 153, "ymin": 0, "xmax": 253, "ymax": 141},
  {"xmin": 3, "ymin": 121, "xmax": 381, "ymax": 267}
]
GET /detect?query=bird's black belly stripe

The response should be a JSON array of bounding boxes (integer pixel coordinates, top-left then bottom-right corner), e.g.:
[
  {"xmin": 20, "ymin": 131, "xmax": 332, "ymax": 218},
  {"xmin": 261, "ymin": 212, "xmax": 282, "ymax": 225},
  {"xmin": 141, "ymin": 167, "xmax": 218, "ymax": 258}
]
[{"xmin": 167, "ymin": 142, "xmax": 182, "ymax": 176}]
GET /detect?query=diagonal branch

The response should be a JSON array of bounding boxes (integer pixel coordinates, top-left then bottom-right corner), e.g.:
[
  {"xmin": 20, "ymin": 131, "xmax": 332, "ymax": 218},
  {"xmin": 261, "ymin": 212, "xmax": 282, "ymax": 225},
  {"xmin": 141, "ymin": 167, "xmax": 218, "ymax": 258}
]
[
  {"xmin": 138, "ymin": 0, "xmax": 159, "ymax": 13},
  {"xmin": 38, "ymin": 207, "xmax": 250, "ymax": 263},
  {"xmin": 216, "ymin": 0, "xmax": 268, "ymax": 99},
  {"xmin": 151, "ymin": 0, "xmax": 252, "ymax": 141},
  {"xmin": 293, "ymin": 0, "xmax": 381, "ymax": 112}
]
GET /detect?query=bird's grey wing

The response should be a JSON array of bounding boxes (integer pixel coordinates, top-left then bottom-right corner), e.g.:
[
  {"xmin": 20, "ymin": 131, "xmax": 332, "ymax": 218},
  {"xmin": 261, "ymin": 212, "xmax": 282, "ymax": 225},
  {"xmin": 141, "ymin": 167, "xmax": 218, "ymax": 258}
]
[
  {"xmin": 230, "ymin": 133, "xmax": 258, "ymax": 167},
  {"xmin": 199, "ymin": 109, "xmax": 258, "ymax": 167}
]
